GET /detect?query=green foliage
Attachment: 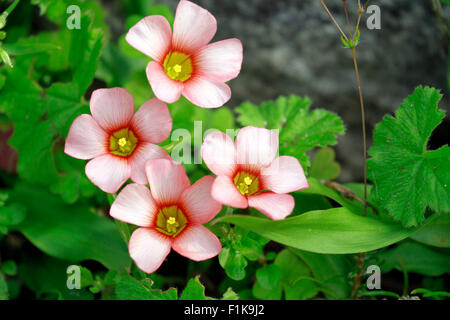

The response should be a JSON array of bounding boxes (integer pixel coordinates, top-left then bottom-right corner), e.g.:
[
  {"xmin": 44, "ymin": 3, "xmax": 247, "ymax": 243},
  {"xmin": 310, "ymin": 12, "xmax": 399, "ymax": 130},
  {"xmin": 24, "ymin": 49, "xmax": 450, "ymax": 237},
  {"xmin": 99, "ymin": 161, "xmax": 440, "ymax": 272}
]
[
  {"xmin": 409, "ymin": 213, "xmax": 450, "ymax": 248},
  {"xmin": 216, "ymin": 207, "xmax": 423, "ymax": 254},
  {"xmin": 180, "ymin": 276, "xmax": 210, "ymax": 300},
  {"xmin": 236, "ymin": 95, "xmax": 345, "ymax": 167},
  {"xmin": 368, "ymin": 86, "xmax": 450, "ymax": 227},
  {"xmin": 310, "ymin": 147, "xmax": 341, "ymax": 180}
]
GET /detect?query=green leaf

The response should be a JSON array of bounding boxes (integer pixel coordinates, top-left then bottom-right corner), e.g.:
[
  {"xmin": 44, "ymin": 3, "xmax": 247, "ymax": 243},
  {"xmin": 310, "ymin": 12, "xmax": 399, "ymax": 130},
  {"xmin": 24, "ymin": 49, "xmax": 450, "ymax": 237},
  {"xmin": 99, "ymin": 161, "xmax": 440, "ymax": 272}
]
[
  {"xmin": 19, "ymin": 255, "xmax": 93, "ymax": 300},
  {"xmin": 368, "ymin": 86, "xmax": 450, "ymax": 226},
  {"xmin": 235, "ymin": 95, "xmax": 345, "ymax": 167},
  {"xmin": 216, "ymin": 207, "xmax": 424, "ymax": 254},
  {"xmin": 114, "ymin": 274, "xmax": 152, "ymax": 300},
  {"xmin": 180, "ymin": 276, "xmax": 210, "ymax": 300},
  {"xmin": 378, "ymin": 241, "xmax": 450, "ymax": 277},
  {"xmin": 310, "ymin": 147, "xmax": 341, "ymax": 180},
  {"xmin": 221, "ymin": 287, "xmax": 239, "ymax": 300},
  {"xmin": 274, "ymin": 249, "xmax": 318, "ymax": 300},
  {"xmin": 0, "ymin": 260, "xmax": 17, "ymax": 276},
  {"xmin": 0, "ymin": 202, "xmax": 26, "ymax": 226},
  {"xmin": 9, "ymin": 182, "xmax": 130, "ymax": 270},
  {"xmin": 255, "ymin": 264, "xmax": 282, "ymax": 290},
  {"xmin": 409, "ymin": 213, "xmax": 450, "ymax": 248},
  {"xmin": 219, "ymin": 247, "xmax": 248, "ymax": 281},
  {"xmin": 252, "ymin": 279, "xmax": 282, "ymax": 300}
]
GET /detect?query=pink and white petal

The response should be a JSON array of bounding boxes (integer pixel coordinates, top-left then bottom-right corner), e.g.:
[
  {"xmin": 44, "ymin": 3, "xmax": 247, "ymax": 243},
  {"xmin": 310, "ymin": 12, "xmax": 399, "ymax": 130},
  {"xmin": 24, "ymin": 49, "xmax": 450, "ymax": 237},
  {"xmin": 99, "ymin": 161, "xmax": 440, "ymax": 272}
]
[
  {"xmin": 131, "ymin": 98, "xmax": 172, "ymax": 144},
  {"xmin": 235, "ymin": 126, "xmax": 279, "ymax": 171},
  {"xmin": 172, "ymin": 225, "xmax": 221, "ymax": 261},
  {"xmin": 211, "ymin": 176, "xmax": 248, "ymax": 208},
  {"xmin": 172, "ymin": 0, "xmax": 217, "ymax": 53},
  {"xmin": 64, "ymin": 114, "xmax": 108, "ymax": 160},
  {"xmin": 129, "ymin": 228, "xmax": 172, "ymax": 274},
  {"xmin": 110, "ymin": 184, "xmax": 158, "ymax": 227},
  {"xmin": 180, "ymin": 176, "xmax": 222, "ymax": 224},
  {"xmin": 90, "ymin": 88, "xmax": 135, "ymax": 132},
  {"xmin": 248, "ymin": 192, "xmax": 295, "ymax": 220},
  {"xmin": 129, "ymin": 143, "xmax": 170, "ymax": 185},
  {"xmin": 85, "ymin": 154, "xmax": 130, "ymax": 193},
  {"xmin": 193, "ymin": 39, "xmax": 243, "ymax": 82},
  {"xmin": 201, "ymin": 131, "xmax": 236, "ymax": 176},
  {"xmin": 146, "ymin": 61, "xmax": 184, "ymax": 103},
  {"xmin": 182, "ymin": 76, "xmax": 231, "ymax": 109},
  {"xmin": 260, "ymin": 156, "xmax": 309, "ymax": 194},
  {"xmin": 125, "ymin": 16, "xmax": 172, "ymax": 62},
  {"xmin": 145, "ymin": 158, "xmax": 190, "ymax": 205}
]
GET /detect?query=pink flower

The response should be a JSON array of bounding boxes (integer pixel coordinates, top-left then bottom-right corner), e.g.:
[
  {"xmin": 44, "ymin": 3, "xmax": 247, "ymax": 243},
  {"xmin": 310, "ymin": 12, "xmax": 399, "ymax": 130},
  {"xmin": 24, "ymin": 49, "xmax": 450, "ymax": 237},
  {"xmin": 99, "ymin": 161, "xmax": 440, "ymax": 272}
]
[
  {"xmin": 201, "ymin": 126, "xmax": 309, "ymax": 220},
  {"xmin": 110, "ymin": 159, "xmax": 222, "ymax": 273},
  {"xmin": 64, "ymin": 87, "xmax": 172, "ymax": 193},
  {"xmin": 126, "ymin": 0, "xmax": 243, "ymax": 109}
]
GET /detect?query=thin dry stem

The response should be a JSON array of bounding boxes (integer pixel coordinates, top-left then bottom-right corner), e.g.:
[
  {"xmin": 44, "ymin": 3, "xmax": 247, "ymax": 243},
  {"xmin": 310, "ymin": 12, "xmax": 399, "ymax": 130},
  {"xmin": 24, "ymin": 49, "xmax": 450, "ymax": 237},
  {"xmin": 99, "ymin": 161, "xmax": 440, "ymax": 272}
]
[{"xmin": 319, "ymin": 0, "xmax": 348, "ymax": 41}]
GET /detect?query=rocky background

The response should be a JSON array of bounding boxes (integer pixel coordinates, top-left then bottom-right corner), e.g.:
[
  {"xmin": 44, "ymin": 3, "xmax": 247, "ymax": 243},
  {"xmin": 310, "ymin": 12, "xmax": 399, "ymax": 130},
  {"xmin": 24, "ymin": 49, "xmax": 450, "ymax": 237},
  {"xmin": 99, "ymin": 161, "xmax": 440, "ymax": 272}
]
[{"xmin": 110, "ymin": 0, "xmax": 450, "ymax": 182}]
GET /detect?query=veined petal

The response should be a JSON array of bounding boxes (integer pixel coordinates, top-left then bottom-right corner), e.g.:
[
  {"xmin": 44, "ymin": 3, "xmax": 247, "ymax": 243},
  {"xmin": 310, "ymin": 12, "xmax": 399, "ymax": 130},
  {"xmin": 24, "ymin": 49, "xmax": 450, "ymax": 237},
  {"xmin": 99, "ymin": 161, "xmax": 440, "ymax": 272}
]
[
  {"xmin": 110, "ymin": 184, "xmax": 158, "ymax": 227},
  {"xmin": 125, "ymin": 15, "xmax": 172, "ymax": 62},
  {"xmin": 193, "ymin": 39, "xmax": 243, "ymax": 82},
  {"xmin": 90, "ymin": 88, "xmax": 134, "ymax": 132},
  {"xmin": 235, "ymin": 126, "xmax": 279, "ymax": 171},
  {"xmin": 261, "ymin": 156, "xmax": 309, "ymax": 194},
  {"xmin": 183, "ymin": 76, "xmax": 231, "ymax": 108},
  {"xmin": 64, "ymin": 114, "xmax": 108, "ymax": 160},
  {"xmin": 172, "ymin": 0, "xmax": 217, "ymax": 53},
  {"xmin": 145, "ymin": 158, "xmax": 190, "ymax": 205},
  {"xmin": 172, "ymin": 225, "xmax": 221, "ymax": 261},
  {"xmin": 248, "ymin": 192, "xmax": 295, "ymax": 220},
  {"xmin": 211, "ymin": 176, "xmax": 248, "ymax": 208},
  {"xmin": 180, "ymin": 176, "xmax": 222, "ymax": 224},
  {"xmin": 129, "ymin": 143, "xmax": 170, "ymax": 185},
  {"xmin": 131, "ymin": 98, "xmax": 172, "ymax": 144},
  {"xmin": 146, "ymin": 61, "xmax": 184, "ymax": 103},
  {"xmin": 201, "ymin": 130, "xmax": 236, "ymax": 176},
  {"xmin": 85, "ymin": 154, "xmax": 130, "ymax": 193},
  {"xmin": 129, "ymin": 228, "xmax": 172, "ymax": 274}
]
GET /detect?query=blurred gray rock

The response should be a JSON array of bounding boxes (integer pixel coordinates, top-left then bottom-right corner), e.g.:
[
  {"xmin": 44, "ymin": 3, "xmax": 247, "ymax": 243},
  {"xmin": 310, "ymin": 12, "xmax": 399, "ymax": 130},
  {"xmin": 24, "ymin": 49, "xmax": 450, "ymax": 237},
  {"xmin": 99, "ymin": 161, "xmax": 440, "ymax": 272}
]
[{"xmin": 156, "ymin": 0, "xmax": 448, "ymax": 181}]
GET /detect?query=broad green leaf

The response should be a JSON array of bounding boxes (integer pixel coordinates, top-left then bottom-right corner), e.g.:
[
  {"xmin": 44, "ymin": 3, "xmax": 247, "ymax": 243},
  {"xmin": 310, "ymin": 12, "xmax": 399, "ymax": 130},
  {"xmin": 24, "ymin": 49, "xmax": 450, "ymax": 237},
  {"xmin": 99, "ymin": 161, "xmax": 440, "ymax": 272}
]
[
  {"xmin": 236, "ymin": 95, "xmax": 345, "ymax": 167},
  {"xmin": 0, "ymin": 202, "xmax": 26, "ymax": 226},
  {"xmin": 216, "ymin": 207, "xmax": 423, "ymax": 254},
  {"xmin": 378, "ymin": 241, "xmax": 450, "ymax": 277},
  {"xmin": 274, "ymin": 249, "xmax": 318, "ymax": 300},
  {"xmin": 9, "ymin": 183, "xmax": 130, "ymax": 270},
  {"xmin": 0, "ymin": 260, "xmax": 17, "ymax": 276},
  {"xmin": 180, "ymin": 276, "xmax": 210, "ymax": 300},
  {"xmin": 368, "ymin": 86, "xmax": 450, "ymax": 226},
  {"xmin": 252, "ymin": 279, "xmax": 282, "ymax": 300},
  {"xmin": 255, "ymin": 264, "xmax": 282, "ymax": 290},
  {"xmin": 310, "ymin": 147, "xmax": 341, "ymax": 180},
  {"xmin": 114, "ymin": 274, "xmax": 152, "ymax": 300},
  {"xmin": 19, "ymin": 255, "xmax": 93, "ymax": 300},
  {"xmin": 409, "ymin": 213, "xmax": 450, "ymax": 248},
  {"xmin": 291, "ymin": 249, "xmax": 353, "ymax": 299},
  {"xmin": 219, "ymin": 247, "xmax": 248, "ymax": 281}
]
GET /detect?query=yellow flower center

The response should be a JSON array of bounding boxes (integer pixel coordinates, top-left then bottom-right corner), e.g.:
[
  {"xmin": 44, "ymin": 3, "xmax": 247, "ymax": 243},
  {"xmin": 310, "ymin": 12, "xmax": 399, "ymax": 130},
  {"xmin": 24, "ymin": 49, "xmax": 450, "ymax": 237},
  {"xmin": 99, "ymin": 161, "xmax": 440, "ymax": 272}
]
[
  {"xmin": 163, "ymin": 51, "xmax": 193, "ymax": 82},
  {"xmin": 234, "ymin": 172, "xmax": 259, "ymax": 196},
  {"xmin": 156, "ymin": 205, "xmax": 187, "ymax": 237},
  {"xmin": 110, "ymin": 128, "xmax": 138, "ymax": 156}
]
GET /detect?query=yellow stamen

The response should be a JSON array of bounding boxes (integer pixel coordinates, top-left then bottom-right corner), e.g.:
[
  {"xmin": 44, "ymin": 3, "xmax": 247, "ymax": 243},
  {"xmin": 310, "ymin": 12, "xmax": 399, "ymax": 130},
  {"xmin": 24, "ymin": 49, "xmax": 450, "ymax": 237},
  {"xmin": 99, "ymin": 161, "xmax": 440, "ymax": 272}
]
[
  {"xmin": 244, "ymin": 176, "xmax": 253, "ymax": 185},
  {"xmin": 163, "ymin": 51, "xmax": 193, "ymax": 82},
  {"xmin": 109, "ymin": 128, "xmax": 138, "ymax": 157},
  {"xmin": 156, "ymin": 205, "xmax": 187, "ymax": 237},
  {"xmin": 234, "ymin": 172, "xmax": 259, "ymax": 196},
  {"xmin": 118, "ymin": 137, "xmax": 127, "ymax": 147}
]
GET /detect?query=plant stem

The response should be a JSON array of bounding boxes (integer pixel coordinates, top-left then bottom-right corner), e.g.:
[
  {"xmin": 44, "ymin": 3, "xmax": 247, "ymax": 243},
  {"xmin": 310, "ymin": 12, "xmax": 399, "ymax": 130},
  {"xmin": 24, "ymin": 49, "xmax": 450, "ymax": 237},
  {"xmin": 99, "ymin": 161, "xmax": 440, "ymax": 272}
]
[
  {"xmin": 351, "ymin": 252, "xmax": 365, "ymax": 299},
  {"xmin": 351, "ymin": 46, "xmax": 368, "ymax": 216},
  {"xmin": 319, "ymin": 0, "xmax": 348, "ymax": 41},
  {"xmin": 3, "ymin": 0, "xmax": 20, "ymax": 17}
]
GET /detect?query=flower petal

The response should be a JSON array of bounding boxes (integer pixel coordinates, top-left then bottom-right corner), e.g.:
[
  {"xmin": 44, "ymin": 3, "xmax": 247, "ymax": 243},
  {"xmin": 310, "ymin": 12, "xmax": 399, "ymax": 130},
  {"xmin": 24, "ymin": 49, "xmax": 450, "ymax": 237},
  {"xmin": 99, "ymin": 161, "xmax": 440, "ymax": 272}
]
[
  {"xmin": 129, "ymin": 228, "xmax": 171, "ymax": 274},
  {"xmin": 211, "ymin": 176, "xmax": 248, "ymax": 208},
  {"xmin": 248, "ymin": 192, "xmax": 295, "ymax": 220},
  {"xmin": 145, "ymin": 158, "xmax": 190, "ymax": 205},
  {"xmin": 260, "ymin": 156, "xmax": 309, "ymax": 194},
  {"xmin": 85, "ymin": 154, "xmax": 130, "ymax": 193},
  {"xmin": 64, "ymin": 114, "xmax": 108, "ymax": 160},
  {"xmin": 131, "ymin": 98, "xmax": 172, "ymax": 144},
  {"xmin": 110, "ymin": 184, "xmax": 158, "ymax": 227},
  {"xmin": 129, "ymin": 143, "xmax": 170, "ymax": 185},
  {"xmin": 180, "ymin": 176, "xmax": 222, "ymax": 224},
  {"xmin": 125, "ymin": 16, "xmax": 172, "ymax": 62},
  {"xmin": 146, "ymin": 61, "xmax": 184, "ymax": 103},
  {"xmin": 193, "ymin": 39, "xmax": 243, "ymax": 82},
  {"xmin": 90, "ymin": 88, "xmax": 135, "ymax": 132},
  {"xmin": 235, "ymin": 126, "xmax": 279, "ymax": 171},
  {"xmin": 172, "ymin": 0, "xmax": 217, "ymax": 53},
  {"xmin": 183, "ymin": 76, "xmax": 231, "ymax": 108},
  {"xmin": 172, "ymin": 225, "xmax": 221, "ymax": 261},
  {"xmin": 201, "ymin": 130, "xmax": 236, "ymax": 176}
]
